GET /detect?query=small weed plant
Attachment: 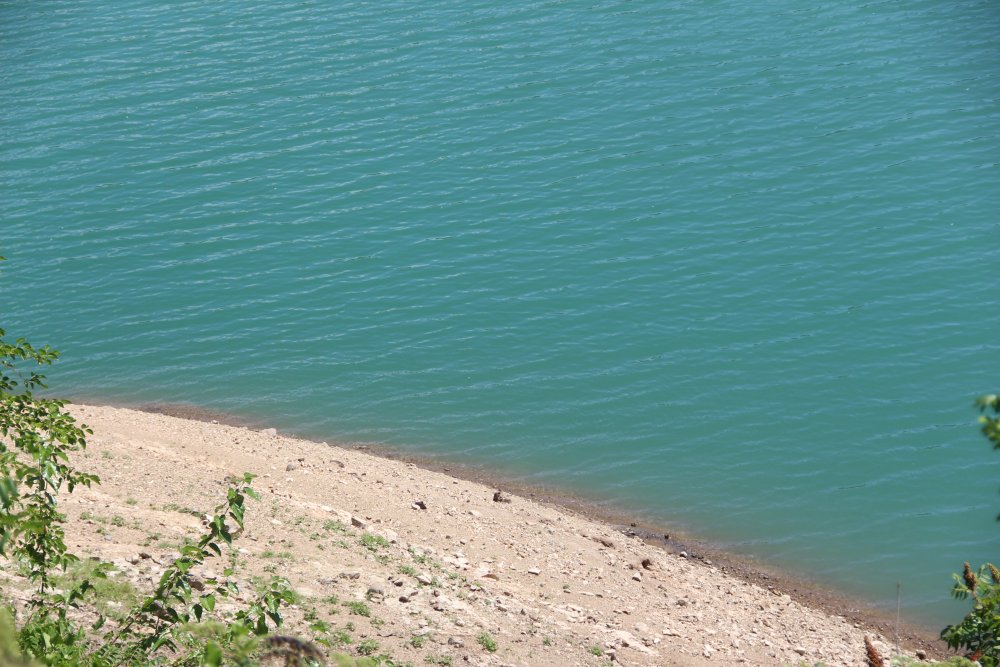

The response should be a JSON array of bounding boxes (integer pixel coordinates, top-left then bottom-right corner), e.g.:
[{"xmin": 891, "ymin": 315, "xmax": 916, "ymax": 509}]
[
  {"xmin": 356, "ymin": 639, "xmax": 378, "ymax": 656},
  {"xmin": 322, "ymin": 519, "xmax": 347, "ymax": 533},
  {"xmin": 360, "ymin": 533, "xmax": 390, "ymax": 552},
  {"xmin": 476, "ymin": 632, "xmax": 497, "ymax": 653},
  {"xmin": 345, "ymin": 601, "xmax": 371, "ymax": 617}
]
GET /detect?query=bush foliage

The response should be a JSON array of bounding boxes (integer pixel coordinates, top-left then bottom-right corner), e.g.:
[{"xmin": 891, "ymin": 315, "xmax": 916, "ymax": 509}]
[
  {"xmin": 940, "ymin": 394, "xmax": 1000, "ymax": 665},
  {"xmin": 0, "ymin": 279, "xmax": 325, "ymax": 664}
]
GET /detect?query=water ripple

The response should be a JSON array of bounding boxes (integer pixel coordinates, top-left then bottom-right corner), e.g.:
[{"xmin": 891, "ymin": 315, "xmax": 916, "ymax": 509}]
[{"xmin": 3, "ymin": 0, "xmax": 999, "ymax": 626}]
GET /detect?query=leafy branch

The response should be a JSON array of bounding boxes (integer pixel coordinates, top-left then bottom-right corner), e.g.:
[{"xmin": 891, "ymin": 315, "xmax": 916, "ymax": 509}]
[
  {"xmin": 99, "ymin": 473, "xmax": 265, "ymax": 663},
  {"xmin": 940, "ymin": 395, "xmax": 1000, "ymax": 665},
  {"xmin": 0, "ymin": 289, "xmax": 309, "ymax": 665}
]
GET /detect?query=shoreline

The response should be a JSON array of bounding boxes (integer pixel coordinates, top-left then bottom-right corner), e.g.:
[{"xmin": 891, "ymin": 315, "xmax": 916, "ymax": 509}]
[{"xmin": 88, "ymin": 398, "xmax": 946, "ymax": 656}]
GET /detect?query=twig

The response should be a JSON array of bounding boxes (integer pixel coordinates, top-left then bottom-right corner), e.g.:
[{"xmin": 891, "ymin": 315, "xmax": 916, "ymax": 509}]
[{"xmin": 895, "ymin": 581, "xmax": 901, "ymax": 658}]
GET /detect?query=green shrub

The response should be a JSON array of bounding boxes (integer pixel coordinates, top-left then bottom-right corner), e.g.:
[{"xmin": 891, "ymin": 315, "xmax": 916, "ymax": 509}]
[
  {"xmin": 941, "ymin": 395, "xmax": 1000, "ymax": 665},
  {"xmin": 0, "ymin": 303, "xmax": 308, "ymax": 666},
  {"xmin": 942, "ymin": 562, "xmax": 1000, "ymax": 666}
]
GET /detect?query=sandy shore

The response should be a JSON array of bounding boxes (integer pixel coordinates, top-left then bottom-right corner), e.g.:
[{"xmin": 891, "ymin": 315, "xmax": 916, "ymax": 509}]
[{"xmin": 8, "ymin": 403, "xmax": 947, "ymax": 666}]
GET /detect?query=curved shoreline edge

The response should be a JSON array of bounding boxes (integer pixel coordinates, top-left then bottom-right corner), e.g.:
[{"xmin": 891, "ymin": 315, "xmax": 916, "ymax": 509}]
[{"xmin": 67, "ymin": 399, "xmax": 947, "ymax": 663}]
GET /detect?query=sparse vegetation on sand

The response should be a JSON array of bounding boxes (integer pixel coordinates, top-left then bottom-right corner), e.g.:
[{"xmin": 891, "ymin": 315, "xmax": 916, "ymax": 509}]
[{"xmin": 0, "ymin": 294, "xmax": 359, "ymax": 666}]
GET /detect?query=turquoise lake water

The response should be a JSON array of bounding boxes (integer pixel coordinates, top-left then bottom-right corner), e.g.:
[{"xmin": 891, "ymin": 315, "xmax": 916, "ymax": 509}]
[{"xmin": 2, "ymin": 0, "xmax": 998, "ymax": 627}]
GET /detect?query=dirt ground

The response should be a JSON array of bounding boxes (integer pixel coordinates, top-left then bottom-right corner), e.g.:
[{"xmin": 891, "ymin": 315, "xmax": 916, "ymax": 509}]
[{"xmin": 1, "ymin": 404, "xmax": 948, "ymax": 666}]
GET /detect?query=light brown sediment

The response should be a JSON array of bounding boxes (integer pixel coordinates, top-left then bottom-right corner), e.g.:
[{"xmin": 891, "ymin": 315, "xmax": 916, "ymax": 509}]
[{"xmin": 4, "ymin": 403, "xmax": 948, "ymax": 666}]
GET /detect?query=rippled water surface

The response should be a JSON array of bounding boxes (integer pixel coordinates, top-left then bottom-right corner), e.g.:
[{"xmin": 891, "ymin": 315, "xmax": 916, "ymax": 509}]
[{"xmin": 3, "ymin": 0, "xmax": 999, "ymax": 625}]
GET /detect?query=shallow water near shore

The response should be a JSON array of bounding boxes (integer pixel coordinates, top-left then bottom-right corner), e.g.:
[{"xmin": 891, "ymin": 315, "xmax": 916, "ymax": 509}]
[{"xmin": 2, "ymin": 0, "xmax": 999, "ymax": 627}]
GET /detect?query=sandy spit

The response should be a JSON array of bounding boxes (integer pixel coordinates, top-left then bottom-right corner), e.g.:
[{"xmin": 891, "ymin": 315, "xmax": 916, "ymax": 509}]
[{"xmin": 12, "ymin": 404, "xmax": 946, "ymax": 666}]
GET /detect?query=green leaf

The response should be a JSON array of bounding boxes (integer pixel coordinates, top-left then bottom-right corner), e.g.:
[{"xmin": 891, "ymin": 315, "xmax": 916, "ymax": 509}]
[{"xmin": 203, "ymin": 642, "xmax": 223, "ymax": 666}]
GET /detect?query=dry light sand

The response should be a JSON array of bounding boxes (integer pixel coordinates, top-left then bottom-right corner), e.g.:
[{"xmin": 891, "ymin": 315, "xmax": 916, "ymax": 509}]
[{"xmin": 2, "ymin": 404, "xmax": 949, "ymax": 666}]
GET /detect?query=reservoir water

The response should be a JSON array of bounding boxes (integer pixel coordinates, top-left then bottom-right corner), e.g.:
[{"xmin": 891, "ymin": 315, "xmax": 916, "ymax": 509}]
[{"xmin": 2, "ymin": 0, "xmax": 998, "ymax": 626}]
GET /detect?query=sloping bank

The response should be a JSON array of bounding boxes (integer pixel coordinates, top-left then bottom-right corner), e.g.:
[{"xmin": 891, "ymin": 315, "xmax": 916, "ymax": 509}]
[{"xmin": 48, "ymin": 404, "xmax": 944, "ymax": 666}]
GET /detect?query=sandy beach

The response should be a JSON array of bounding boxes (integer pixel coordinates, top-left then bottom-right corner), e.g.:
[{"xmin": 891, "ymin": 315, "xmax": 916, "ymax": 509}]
[{"xmin": 2, "ymin": 403, "xmax": 948, "ymax": 666}]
